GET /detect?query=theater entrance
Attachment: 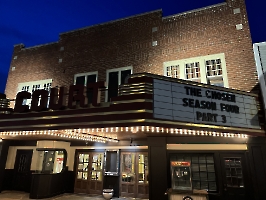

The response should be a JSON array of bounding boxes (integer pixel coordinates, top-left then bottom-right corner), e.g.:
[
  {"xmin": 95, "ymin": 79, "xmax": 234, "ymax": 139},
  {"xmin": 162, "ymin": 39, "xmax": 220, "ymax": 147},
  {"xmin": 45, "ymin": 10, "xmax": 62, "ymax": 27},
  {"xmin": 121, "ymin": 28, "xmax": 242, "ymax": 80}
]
[
  {"xmin": 74, "ymin": 152, "xmax": 104, "ymax": 194},
  {"xmin": 120, "ymin": 152, "xmax": 149, "ymax": 199}
]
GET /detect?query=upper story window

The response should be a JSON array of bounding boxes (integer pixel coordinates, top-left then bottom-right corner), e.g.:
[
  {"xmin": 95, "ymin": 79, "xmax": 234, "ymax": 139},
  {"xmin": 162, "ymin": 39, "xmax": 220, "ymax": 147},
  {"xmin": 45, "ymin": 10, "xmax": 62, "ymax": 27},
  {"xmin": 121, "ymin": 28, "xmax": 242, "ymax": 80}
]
[
  {"xmin": 74, "ymin": 72, "xmax": 98, "ymax": 105},
  {"xmin": 106, "ymin": 66, "xmax": 133, "ymax": 102},
  {"xmin": 163, "ymin": 53, "xmax": 228, "ymax": 87},
  {"xmin": 206, "ymin": 59, "xmax": 223, "ymax": 87},
  {"xmin": 74, "ymin": 71, "xmax": 98, "ymax": 86},
  {"xmin": 185, "ymin": 62, "xmax": 200, "ymax": 81},
  {"xmin": 206, "ymin": 59, "xmax": 222, "ymax": 76},
  {"xmin": 166, "ymin": 65, "xmax": 179, "ymax": 78}
]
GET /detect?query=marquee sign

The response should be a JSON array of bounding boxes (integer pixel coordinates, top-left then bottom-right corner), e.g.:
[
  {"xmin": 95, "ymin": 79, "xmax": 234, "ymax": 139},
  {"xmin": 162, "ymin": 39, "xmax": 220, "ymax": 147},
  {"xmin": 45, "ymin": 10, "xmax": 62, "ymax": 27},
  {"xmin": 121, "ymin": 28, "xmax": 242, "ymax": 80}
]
[
  {"xmin": 13, "ymin": 81, "xmax": 105, "ymax": 113},
  {"xmin": 153, "ymin": 79, "xmax": 260, "ymax": 129}
]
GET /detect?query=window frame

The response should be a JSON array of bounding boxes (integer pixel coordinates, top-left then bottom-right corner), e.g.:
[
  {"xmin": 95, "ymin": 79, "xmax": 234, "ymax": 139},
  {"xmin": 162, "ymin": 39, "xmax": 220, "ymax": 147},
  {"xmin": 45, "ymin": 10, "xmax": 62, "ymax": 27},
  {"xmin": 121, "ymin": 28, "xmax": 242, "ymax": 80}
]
[
  {"xmin": 105, "ymin": 66, "xmax": 133, "ymax": 102},
  {"xmin": 74, "ymin": 71, "xmax": 98, "ymax": 86}
]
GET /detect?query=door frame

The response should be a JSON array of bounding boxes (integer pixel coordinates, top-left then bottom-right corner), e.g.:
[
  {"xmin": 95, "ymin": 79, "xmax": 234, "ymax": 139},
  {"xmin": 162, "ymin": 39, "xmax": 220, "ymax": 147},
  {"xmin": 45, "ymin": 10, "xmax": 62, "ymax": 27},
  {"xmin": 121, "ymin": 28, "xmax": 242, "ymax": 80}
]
[
  {"xmin": 219, "ymin": 151, "xmax": 252, "ymax": 200},
  {"xmin": 120, "ymin": 151, "xmax": 149, "ymax": 199},
  {"xmin": 73, "ymin": 149, "xmax": 104, "ymax": 194}
]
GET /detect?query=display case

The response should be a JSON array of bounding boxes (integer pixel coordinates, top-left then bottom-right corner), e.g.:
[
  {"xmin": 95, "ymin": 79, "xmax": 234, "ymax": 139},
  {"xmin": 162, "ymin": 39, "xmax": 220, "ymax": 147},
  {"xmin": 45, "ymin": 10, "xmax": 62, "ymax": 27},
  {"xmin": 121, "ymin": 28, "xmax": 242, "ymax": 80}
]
[
  {"xmin": 104, "ymin": 150, "xmax": 119, "ymax": 176},
  {"xmin": 30, "ymin": 149, "xmax": 68, "ymax": 199},
  {"xmin": 171, "ymin": 161, "xmax": 192, "ymax": 191},
  {"xmin": 36, "ymin": 149, "xmax": 66, "ymax": 174}
]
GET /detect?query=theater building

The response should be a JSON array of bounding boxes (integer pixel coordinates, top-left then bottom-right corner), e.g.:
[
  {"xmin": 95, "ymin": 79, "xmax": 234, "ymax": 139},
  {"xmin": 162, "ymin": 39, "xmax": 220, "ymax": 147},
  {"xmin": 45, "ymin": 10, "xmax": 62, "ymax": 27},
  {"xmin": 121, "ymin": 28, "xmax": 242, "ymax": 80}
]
[{"xmin": 1, "ymin": 0, "xmax": 266, "ymax": 200}]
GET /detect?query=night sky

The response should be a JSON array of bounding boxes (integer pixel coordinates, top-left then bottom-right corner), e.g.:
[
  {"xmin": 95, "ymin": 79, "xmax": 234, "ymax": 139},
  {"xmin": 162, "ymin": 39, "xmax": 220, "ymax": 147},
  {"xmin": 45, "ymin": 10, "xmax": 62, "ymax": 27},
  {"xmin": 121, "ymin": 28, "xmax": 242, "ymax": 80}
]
[{"xmin": 0, "ymin": 0, "xmax": 265, "ymax": 93}]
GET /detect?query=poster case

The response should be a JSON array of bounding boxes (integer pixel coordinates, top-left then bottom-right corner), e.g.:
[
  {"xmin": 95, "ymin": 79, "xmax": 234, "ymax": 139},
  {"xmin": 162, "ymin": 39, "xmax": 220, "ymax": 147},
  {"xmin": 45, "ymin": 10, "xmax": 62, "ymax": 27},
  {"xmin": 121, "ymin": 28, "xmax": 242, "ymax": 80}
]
[{"xmin": 171, "ymin": 161, "xmax": 192, "ymax": 191}]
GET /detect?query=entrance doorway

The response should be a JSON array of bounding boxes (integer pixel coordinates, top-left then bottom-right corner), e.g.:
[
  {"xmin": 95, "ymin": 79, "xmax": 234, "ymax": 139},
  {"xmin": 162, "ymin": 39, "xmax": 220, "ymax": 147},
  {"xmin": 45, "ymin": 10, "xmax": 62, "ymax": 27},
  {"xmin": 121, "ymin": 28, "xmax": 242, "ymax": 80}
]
[
  {"xmin": 74, "ymin": 152, "xmax": 104, "ymax": 194},
  {"xmin": 13, "ymin": 150, "xmax": 33, "ymax": 192},
  {"xmin": 120, "ymin": 152, "xmax": 149, "ymax": 199},
  {"xmin": 220, "ymin": 153, "xmax": 249, "ymax": 200}
]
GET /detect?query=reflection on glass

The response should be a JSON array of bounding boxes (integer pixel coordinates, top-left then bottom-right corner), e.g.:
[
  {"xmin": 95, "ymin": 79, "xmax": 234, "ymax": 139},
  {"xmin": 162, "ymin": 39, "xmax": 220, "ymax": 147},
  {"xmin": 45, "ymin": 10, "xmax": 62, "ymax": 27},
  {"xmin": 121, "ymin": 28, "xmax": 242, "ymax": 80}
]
[
  {"xmin": 84, "ymin": 154, "xmax": 89, "ymax": 162},
  {"xmin": 79, "ymin": 154, "xmax": 84, "ymax": 163},
  {"xmin": 36, "ymin": 150, "xmax": 65, "ymax": 174},
  {"xmin": 77, "ymin": 153, "xmax": 89, "ymax": 180},
  {"xmin": 224, "ymin": 157, "xmax": 244, "ymax": 188},
  {"xmin": 122, "ymin": 153, "xmax": 135, "ymax": 183},
  {"xmin": 138, "ymin": 154, "xmax": 148, "ymax": 184},
  {"xmin": 91, "ymin": 153, "xmax": 103, "ymax": 181},
  {"xmin": 77, "ymin": 172, "xmax": 82, "ymax": 179},
  {"xmin": 82, "ymin": 172, "xmax": 88, "ymax": 180}
]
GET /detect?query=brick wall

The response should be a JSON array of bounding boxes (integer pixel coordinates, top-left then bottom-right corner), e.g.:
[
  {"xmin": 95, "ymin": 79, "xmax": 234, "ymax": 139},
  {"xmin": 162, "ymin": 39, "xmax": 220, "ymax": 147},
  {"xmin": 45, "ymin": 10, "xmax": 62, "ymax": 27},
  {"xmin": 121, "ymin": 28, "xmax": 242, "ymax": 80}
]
[{"xmin": 5, "ymin": 0, "xmax": 258, "ymax": 104}]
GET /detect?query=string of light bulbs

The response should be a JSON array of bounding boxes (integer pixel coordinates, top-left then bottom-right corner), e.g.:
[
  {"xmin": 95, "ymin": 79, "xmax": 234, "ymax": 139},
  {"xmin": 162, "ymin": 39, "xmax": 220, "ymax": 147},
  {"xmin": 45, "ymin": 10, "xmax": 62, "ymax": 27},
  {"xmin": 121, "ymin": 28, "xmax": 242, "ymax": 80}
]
[{"xmin": 0, "ymin": 126, "xmax": 248, "ymax": 142}]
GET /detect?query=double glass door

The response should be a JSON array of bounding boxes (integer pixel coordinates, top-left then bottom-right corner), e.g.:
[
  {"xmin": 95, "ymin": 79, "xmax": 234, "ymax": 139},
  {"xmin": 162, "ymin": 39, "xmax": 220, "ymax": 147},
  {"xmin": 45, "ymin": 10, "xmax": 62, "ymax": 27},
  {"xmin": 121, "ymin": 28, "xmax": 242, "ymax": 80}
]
[
  {"xmin": 120, "ymin": 152, "xmax": 149, "ymax": 199},
  {"xmin": 74, "ymin": 152, "xmax": 104, "ymax": 194}
]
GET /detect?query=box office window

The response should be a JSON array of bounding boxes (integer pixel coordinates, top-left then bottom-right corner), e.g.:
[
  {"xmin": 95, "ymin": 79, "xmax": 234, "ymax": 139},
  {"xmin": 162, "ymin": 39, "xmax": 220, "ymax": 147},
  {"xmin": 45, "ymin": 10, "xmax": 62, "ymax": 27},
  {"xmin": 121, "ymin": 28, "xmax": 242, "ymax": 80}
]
[{"xmin": 170, "ymin": 154, "xmax": 217, "ymax": 191}]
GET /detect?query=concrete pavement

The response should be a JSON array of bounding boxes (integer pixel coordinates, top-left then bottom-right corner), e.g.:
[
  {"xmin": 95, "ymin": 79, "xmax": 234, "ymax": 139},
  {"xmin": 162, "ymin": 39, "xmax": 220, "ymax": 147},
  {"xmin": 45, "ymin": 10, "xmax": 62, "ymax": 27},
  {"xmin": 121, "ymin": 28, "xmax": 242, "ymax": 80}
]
[{"xmin": 0, "ymin": 191, "xmax": 148, "ymax": 200}]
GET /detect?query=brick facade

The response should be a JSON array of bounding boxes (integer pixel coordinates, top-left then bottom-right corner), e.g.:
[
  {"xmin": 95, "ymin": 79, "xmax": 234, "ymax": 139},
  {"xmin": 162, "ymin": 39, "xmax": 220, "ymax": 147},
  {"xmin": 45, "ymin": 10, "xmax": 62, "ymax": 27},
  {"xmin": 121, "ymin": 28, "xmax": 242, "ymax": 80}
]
[{"xmin": 5, "ymin": 0, "xmax": 258, "ymax": 104}]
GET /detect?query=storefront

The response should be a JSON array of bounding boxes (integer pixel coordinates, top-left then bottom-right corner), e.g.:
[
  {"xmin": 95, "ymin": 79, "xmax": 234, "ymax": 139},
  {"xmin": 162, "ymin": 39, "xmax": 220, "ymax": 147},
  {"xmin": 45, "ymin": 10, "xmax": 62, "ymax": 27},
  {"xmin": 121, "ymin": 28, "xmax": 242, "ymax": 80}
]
[{"xmin": 0, "ymin": 73, "xmax": 265, "ymax": 200}]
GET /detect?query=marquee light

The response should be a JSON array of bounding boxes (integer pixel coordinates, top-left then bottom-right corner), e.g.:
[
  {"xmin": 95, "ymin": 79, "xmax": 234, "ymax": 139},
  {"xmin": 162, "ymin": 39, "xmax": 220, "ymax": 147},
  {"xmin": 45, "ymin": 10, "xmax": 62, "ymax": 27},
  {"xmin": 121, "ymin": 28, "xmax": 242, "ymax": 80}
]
[{"xmin": 0, "ymin": 126, "xmax": 248, "ymax": 142}]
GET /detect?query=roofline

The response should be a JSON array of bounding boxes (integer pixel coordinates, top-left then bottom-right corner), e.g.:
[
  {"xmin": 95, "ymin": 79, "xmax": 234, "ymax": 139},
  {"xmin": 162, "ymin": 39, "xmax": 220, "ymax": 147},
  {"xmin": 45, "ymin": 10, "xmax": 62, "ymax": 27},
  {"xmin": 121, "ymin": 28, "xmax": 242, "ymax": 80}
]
[
  {"xmin": 21, "ymin": 42, "xmax": 58, "ymax": 50},
  {"xmin": 60, "ymin": 9, "xmax": 162, "ymax": 36},
  {"xmin": 163, "ymin": 2, "xmax": 227, "ymax": 19}
]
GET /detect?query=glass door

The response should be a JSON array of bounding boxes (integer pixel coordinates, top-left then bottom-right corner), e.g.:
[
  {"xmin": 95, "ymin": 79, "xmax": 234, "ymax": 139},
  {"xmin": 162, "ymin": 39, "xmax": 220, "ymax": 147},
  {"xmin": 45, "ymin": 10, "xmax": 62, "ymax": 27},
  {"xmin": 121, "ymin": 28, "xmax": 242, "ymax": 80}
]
[
  {"xmin": 137, "ymin": 153, "xmax": 149, "ymax": 199},
  {"xmin": 74, "ymin": 152, "xmax": 104, "ymax": 194},
  {"xmin": 120, "ymin": 152, "xmax": 148, "ymax": 198},
  {"xmin": 88, "ymin": 153, "xmax": 103, "ymax": 194},
  {"xmin": 75, "ymin": 153, "xmax": 90, "ymax": 193},
  {"xmin": 121, "ymin": 153, "xmax": 136, "ymax": 197}
]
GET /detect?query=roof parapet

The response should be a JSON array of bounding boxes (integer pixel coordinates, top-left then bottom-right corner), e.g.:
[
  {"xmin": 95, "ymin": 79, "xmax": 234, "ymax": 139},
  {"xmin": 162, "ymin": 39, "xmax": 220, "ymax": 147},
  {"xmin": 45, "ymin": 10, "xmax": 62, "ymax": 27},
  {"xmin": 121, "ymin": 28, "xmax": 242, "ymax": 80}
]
[
  {"xmin": 60, "ymin": 9, "xmax": 162, "ymax": 36},
  {"xmin": 21, "ymin": 42, "xmax": 58, "ymax": 51},
  {"xmin": 163, "ymin": 2, "xmax": 227, "ymax": 20}
]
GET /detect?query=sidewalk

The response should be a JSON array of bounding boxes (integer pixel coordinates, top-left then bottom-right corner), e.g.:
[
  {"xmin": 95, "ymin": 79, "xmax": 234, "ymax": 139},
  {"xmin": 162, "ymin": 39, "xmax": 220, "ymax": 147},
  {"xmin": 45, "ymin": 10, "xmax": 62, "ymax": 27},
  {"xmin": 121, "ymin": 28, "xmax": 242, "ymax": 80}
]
[{"xmin": 0, "ymin": 191, "xmax": 148, "ymax": 200}]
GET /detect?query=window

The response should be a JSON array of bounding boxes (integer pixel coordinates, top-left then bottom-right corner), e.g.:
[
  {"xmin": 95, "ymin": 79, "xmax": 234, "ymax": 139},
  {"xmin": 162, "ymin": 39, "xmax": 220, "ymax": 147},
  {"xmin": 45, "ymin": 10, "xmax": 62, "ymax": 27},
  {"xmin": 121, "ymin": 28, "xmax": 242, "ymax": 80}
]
[
  {"xmin": 17, "ymin": 79, "xmax": 52, "ymax": 106},
  {"xmin": 206, "ymin": 59, "xmax": 224, "ymax": 87},
  {"xmin": 166, "ymin": 65, "xmax": 180, "ymax": 78},
  {"xmin": 206, "ymin": 59, "xmax": 222, "ymax": 76},
  {"xmin": 185, "ymin": 62, "xmax": 200, "ymax": 81},
  {"xmin": 74, "ymin": 72, "xmax": 97, "ymax": 86},
  {"xmin": 152, "ymin": 41, "xmax": 158, "ymax": 46},
  {"xmin": 170, "ymin": 154, "xmax": 217, "ymax": 191},
  {"xmin": 106, "ymin": 66, "xmax": 132, "ymax": 102},
  {"xmin": 77, "ymin": 153, "xmax": 89, "ymax": 180},
  {"xmin": 163, "ymin": 53, "xmax": 228, "ymax": 87},
  {"xmin": 74, "ymin": 72, "xmax": 98, "ymax": 104}
]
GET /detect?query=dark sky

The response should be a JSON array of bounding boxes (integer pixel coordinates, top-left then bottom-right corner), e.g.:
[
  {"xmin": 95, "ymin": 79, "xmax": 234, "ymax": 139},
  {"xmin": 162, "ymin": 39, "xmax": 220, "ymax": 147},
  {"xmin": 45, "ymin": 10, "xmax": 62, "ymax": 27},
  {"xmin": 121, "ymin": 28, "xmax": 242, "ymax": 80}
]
[{"xmin": 0, "ymin": 0, "xmax": 265, "ymax": 93}]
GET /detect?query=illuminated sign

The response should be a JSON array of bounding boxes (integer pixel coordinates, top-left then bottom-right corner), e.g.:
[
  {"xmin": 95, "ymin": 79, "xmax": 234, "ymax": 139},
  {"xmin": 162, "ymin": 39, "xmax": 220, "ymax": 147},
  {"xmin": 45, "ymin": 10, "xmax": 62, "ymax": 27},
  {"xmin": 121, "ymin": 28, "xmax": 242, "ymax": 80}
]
[
  {"xmin": 13, "ymin": 81, "xmax": 105, "ymax": 113},
  {"xmin": 153, "ymin": 79, "xmax": 260, "ymax": 129},
  {"xmin": 171, "ymin": 161, "xmax": 191, "ymax": 166}
]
